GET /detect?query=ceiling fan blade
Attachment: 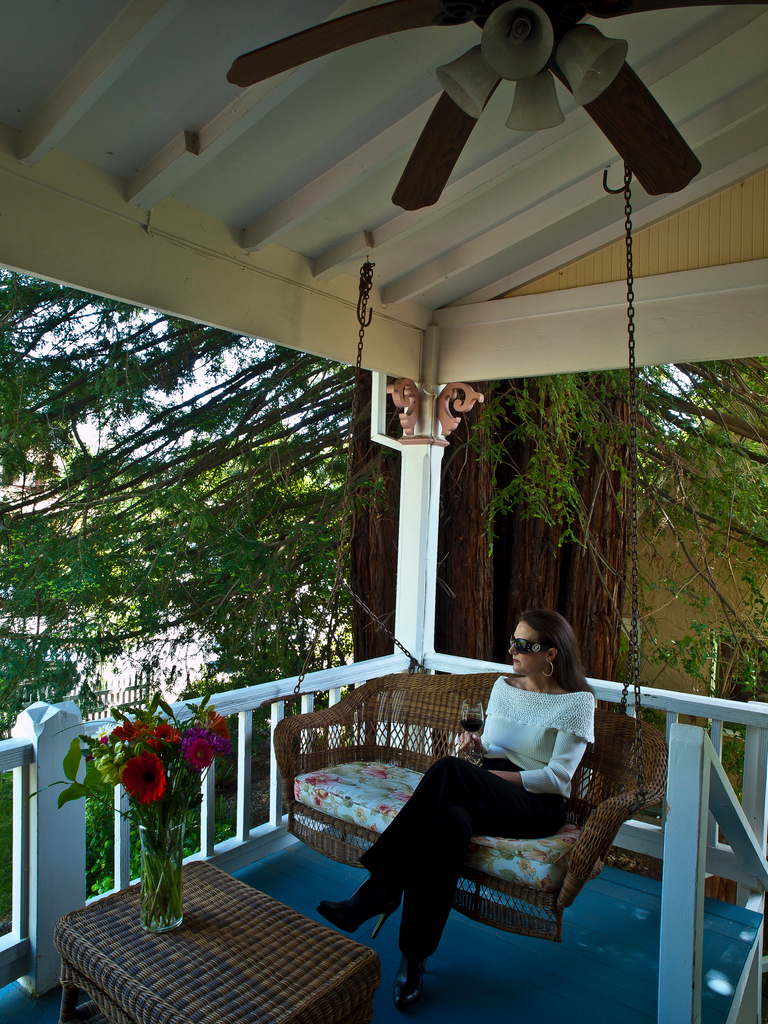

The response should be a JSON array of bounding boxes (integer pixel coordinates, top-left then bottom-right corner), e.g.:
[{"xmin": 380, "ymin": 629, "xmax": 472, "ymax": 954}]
[
  {"xmin": 586, "ymin": 0, "xmax": 766, "ymax": 15},
  {"xmin": 584, "ymin": 63, "xmax": 701, "ymax": 195},
  {"xmin": 392, "ymin": 92, "xmax": 484, "ymax": 210},
  {"xmin": 227, "ymin": 0, "xmax": 445, "ymax": 87}
]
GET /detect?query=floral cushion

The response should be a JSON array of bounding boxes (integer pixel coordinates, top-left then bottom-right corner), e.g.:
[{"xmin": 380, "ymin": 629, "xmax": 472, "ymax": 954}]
[
  {"xmin": 294, "ymin": 760, "xmax": 581, "ymax": 892},
  {"xmin": 294, "ymin": 761, "xmax": 420, "ymax": 836},
  {"xmin": 466, "ymin": 825, "xmax": 580, "ymax": 892}
]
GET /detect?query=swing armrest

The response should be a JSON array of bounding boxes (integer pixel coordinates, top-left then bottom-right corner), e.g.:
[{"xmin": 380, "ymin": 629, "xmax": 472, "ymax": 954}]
[
  {"xmin": 560, "ymin": 793, "xmax": 637, "ymax": 901},
  {"xmin": 557, "ymin": 787, "xmax": 656, "ymax": 909},
  {"xmin": 558, "ymin": 717, "xmax": 668, "ymax": 908},
  {"xmin": 274, "ymin": 701, "xmax": 368, "ymax": 776}
]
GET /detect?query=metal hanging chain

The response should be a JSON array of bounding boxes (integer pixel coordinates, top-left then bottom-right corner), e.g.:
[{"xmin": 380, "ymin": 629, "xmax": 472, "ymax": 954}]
[
  {"xmin": 608, "ymin": 163, "xmax": 646, "ymax": 803},
  {"xmin": 341, "ymin": 580, "xmax": 424, "ymax": 674},
  {"xmin": 294, "ymin": 261, "xmax": 423, "ymax": 696}
]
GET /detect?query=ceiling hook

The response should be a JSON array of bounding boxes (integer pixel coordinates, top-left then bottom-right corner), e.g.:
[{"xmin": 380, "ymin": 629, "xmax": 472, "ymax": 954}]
[{"xmin": 602, "ymin": 166, "xmax": 627, "ymax": 194}]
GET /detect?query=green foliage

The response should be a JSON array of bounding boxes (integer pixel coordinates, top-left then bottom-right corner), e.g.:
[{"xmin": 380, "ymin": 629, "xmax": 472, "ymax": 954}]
[
  {"xmin": 476, "ymin": 361, "xmax": 768, "ymax": 697},
  {"xmin": 639, "ymin": 361, "xmax": 768, "ymax": 696},
  {"xmin": 0, "ymin": 272, "xmax": 356, "ymax": 730},
  {"xmin": 84, "ymin": 793, "xmax": 237, "ymax": 897},
  {"xmin": 479, "ymin": 372, "xmax": 630, "ymax": 544},
  {"xmin": 0, "ymin": 774, "xmax": 12, "ymax": 928},
  {"xmin": 1, "ymin": 269, "xmax": 766, "ymax": 712}
]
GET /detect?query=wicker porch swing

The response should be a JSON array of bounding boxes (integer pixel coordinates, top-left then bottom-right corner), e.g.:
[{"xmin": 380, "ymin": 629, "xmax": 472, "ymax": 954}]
[{"xmin": 274, "ymin": 200, "xmax": 669, "ymax": 942}]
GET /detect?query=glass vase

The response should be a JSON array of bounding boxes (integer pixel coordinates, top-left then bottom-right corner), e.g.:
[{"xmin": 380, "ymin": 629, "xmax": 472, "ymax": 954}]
[{"xmin": 138, "ymin": 821, "xmax": 184, "ymax": 933}]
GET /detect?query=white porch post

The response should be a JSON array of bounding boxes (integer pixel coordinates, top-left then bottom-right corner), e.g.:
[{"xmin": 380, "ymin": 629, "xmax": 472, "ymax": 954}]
[
  {"xmin": 658, "ymin": 724, "xmax": 709, "ymax": 1024},
  {"xmin": 12, "ymin": 701, "xmax": 86, "ymax": 995},
  {"xmin": 392, "ymin": 432, "xmax": 446, "ymax": 663},
  {"xmin": 374, "ymin": 331, "xmax": 484, "ymax": 667}
]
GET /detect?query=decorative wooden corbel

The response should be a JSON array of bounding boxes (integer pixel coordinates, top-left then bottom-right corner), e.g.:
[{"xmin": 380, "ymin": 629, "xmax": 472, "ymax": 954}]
[
  {"xmin": 387, "ymin": 378, "xmax": 421, "ymax": 435},
  {"xmin": 436, "ymin": 383, "xmax": 485, "ymax": 437}
]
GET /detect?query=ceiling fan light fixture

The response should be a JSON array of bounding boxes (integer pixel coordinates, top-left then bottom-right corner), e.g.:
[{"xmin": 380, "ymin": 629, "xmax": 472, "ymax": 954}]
[
  {"xmin": 556, "ymin": 24, "xmax": 628, "ymax": 106},
  {"xmin": 436, "ymin": 45, "xmax": 500, "ymax": 118},
  {"xmin": 505, "ymin": 70, "xmax": 565, "ymax": 131},
  {"xmin": 481, "ymin": 1, "xmax": 554, "ymax": 82}
]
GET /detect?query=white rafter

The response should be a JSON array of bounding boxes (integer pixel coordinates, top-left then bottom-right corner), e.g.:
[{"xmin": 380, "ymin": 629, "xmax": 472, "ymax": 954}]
[
  {"xmin": 313, "ymin": 232, "xmax": 375, "ymax": 281},
  {"xmin": 381, "ymin": 79, "xmax": 768, "ymax": 306},
  {"xmin": 241, "ymin": 85, "xmax": 441, "ymax": 252},
  {"xmin": 126, "ymin": 0, "xmax": 375, "ymax": 209},
  {"xmin": 457, "ymin": 148, "xmax": 768, "ymax": 308},
  {"xmin": 18, "ymin": 0, "xmax": 186, "ymax": 165},
  {"xmin": 125, "ymin": 64, "xmax": 323, "ymax": 208}
]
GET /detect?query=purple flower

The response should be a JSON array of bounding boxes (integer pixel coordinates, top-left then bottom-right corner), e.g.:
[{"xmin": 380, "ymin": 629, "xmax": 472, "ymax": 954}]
[
  {"xmin": 182, "ymin": 735, "xmax": 214, "ymax": 772},
  {"xmin": 182, "ymin": 726, "xmax": 232, "ymax": 756}
]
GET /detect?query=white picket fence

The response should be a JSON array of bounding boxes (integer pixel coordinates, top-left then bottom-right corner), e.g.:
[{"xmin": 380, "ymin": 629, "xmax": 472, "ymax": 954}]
[{"xmin": 0, "ymin": 652, "xmax": 766, "ymax": 1023}]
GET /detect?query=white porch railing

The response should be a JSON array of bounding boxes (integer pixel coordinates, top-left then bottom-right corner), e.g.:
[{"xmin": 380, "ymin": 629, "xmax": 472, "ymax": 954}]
[{"xmin": 1, "ymin": 652, "xmax": 767, "ymax": 1022}]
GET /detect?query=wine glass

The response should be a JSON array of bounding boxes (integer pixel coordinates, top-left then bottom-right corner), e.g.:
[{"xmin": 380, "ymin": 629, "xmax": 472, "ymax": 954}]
[{"xmin": 460, "ymin": 699, "xmax": 484, "ymax": 765}]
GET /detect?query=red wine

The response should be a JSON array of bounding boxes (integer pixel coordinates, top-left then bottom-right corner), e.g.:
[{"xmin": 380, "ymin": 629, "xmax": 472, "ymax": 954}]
[{"xmin": 461, "ymin": 717, "xmax": 483, "ymax": 733}]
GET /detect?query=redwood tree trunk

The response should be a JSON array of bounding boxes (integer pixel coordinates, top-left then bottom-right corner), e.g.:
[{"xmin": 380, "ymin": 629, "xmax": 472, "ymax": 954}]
[
  {"xmin": 349, "ymin": 371, "xmax": 400, "ymax": 661},
  {"xmin": 434, "ymin": 388, "xmax": 495, "ymax": 660},
  {"xmin": 559, "ymin": 393, "xmax": 630, "ymax": 680},
  {"xmin": 351, "ymin": 374, "xmax": 629, "ymax": 682}
]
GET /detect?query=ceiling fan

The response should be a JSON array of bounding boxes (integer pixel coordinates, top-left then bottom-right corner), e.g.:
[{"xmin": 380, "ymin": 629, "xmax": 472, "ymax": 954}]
[{"xmin": 226, "ymin": 0, "xmax": 743, "ymax": 211}]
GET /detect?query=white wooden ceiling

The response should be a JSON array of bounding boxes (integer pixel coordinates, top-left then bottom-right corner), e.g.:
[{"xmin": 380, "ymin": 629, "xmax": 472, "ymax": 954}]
[{"xmin": 0, "ymin": 0, "xmax": 766, "ymax": 383}]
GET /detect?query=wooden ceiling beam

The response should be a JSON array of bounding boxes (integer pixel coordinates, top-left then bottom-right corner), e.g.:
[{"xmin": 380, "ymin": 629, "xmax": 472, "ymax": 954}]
[
  {"xmin": 241, "ymin": 85, "xmax": 441, "ymax": 253},
  {"xmin": 459, "ymin": 106, "xmax": 768, "ymax": 306},
  {"xmin": 126, "ymin": 0, "xmax": 356, "ymax": 209},
  {"xmin": 381, "ymin": 74, "xmax": 768, "ymax": 306},
  {"xmin": 19, "ymin": 0, "xmax": 185, "ymax": 165}
]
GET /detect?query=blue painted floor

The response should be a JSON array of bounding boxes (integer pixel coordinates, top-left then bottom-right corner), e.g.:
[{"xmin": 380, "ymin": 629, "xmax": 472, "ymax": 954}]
[{"xmin": 1, "ymin": 844, "xmax": 761, "ymax": 1023}]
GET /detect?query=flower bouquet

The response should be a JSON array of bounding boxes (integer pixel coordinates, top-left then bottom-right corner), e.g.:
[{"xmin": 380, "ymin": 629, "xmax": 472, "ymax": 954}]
[{"xmin": 58, "ymin": 693, "xmax": 232, "ymax": 932}]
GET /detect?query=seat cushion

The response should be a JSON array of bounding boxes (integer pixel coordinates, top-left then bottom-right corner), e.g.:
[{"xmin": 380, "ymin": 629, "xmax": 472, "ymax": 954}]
[
  {"xmin": 294, "ymin": 761, "xmax": 421, "ymax": 836},
  {"xmin": 294, "ymin": 760, "xmax": 581, "ymax": 893}
]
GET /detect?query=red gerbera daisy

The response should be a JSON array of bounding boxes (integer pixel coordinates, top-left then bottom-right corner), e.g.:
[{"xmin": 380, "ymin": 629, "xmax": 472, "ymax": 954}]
[
  {"xmin": 111, "ymin": 722, "xmax": 137, "ymax": 741},
  {"xmin": 121, "ymin": 752, "xmax": 167, "ymax": 803},
  {"xmin": 146, "ymin": 722, "xmax": 180, "ymax": 751}
]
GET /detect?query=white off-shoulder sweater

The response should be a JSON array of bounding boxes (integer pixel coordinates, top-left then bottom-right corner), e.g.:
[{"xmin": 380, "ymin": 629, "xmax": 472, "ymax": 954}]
[{"xmin": 481, "ymin": 677, "xmax": 595, "ymax": 797}]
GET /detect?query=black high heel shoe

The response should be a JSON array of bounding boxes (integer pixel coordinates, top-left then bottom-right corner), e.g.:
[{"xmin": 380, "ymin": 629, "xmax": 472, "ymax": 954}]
[
  {"xmin": 317, "ymin": 875, "xmax": 400, "ymax": 938},
  {"xmin": 393, "ymin": 955, "xmax": 426, "ymax": 1010}
]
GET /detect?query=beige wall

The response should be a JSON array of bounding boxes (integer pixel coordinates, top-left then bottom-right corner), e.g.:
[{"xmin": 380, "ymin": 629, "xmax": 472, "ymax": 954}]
[
  {"xmin": 638, "ymin": 527, "xmax": 767, "ymax": 698},
  {"xmin": 505, "ymin": 169, "xmax": 768, "ymax": 296}
]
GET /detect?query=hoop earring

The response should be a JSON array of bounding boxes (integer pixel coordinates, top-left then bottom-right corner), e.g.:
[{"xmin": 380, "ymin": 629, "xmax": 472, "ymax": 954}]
[{"xmin": 543, "ymin": 661, "xmax": 554, "ymax": 677}]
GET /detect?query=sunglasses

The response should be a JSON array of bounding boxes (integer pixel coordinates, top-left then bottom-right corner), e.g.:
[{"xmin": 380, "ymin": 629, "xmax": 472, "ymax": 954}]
[{"xmin": 509, "ymin": 636, "xmax": 543, "ymax": 654}]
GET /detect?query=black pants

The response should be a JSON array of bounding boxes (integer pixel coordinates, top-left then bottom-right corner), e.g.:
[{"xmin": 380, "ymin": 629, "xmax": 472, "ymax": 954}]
[{"xmin": 360, "ymin": 755, "xmax": 566, "ymax": 958}]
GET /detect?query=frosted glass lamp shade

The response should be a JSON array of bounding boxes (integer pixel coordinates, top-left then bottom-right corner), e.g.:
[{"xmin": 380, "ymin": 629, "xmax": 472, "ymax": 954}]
[
  {"xmin": 505, "ymin": 71, "xmax": 564, "ymax": 130},
  {"xmin": 481, "ymin": 1, "xmax": 553, "ymax": 82},
  {"xmin": 436, "ymin": 45, "xmax": 499, "ymax": 118},
  {"xmin": 556, "ymin": 24, "xmax": 628, "ymax": 105}
]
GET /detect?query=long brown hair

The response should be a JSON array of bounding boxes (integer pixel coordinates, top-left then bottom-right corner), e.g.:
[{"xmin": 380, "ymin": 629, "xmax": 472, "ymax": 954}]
[{"xmin": 517, "ymin": 609, "xmax": 592, "ymax": 694}]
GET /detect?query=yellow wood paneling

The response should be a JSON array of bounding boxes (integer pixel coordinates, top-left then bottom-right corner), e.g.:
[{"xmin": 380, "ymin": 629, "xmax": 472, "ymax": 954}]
[{"xmin": 506, "ymin": 169, "xmax": 768, "ymax": 297}]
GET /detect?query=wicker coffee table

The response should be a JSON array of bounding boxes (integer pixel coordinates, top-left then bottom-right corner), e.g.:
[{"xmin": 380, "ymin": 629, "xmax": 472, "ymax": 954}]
[{"xmin": 54, "ymin": 860, "xmax": 381, "ymax": 1024}]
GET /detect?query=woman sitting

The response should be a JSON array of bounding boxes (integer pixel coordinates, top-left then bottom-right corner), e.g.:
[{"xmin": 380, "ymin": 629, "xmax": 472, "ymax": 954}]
[{"xmin": 317, "ymin": 608, "xmax": 595, "ymax": 1010}]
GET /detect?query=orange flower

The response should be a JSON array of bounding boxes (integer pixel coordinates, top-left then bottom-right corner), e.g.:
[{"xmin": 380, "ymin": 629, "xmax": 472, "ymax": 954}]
[
  {"xmin": 204, "ymin": 710, "xmax": 230, "ymax": 743},
  {"xmin": 121, "ymin": 752, "xmax": 167, "ymax": 803}
]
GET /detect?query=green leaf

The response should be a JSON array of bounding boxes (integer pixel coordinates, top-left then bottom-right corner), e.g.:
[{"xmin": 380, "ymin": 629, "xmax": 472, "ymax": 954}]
[
  {"xmin": 84, "ymin": 766, "xmax": 104, "ymax": 791},
  {"xmin": 63, "ymin": 737, "xmax": 82, "ymax": 781},
  {"xmin": 57, "ymin": 782, "xmax": 88, "ymax": 808}
]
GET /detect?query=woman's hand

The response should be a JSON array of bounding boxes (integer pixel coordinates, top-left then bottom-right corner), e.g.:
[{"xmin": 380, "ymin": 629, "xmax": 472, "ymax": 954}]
[
  {"xmin": 488, "ymin": 769, "xmax": 523, "ymax": 785},
  {"xmin": 457, "ymin": 731, "xmax": 484, "ymax": 758}
]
